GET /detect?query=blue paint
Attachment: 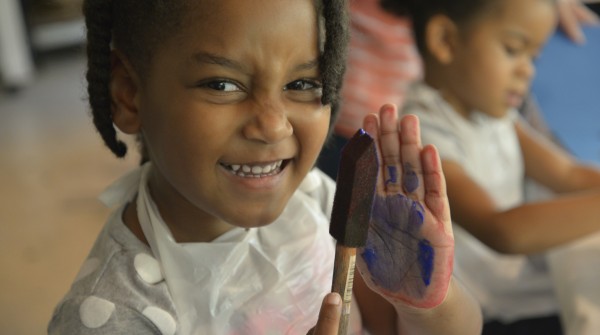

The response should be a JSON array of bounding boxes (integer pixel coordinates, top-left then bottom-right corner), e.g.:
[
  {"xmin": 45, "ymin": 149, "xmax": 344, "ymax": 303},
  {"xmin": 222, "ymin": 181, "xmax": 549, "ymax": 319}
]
[
  {"xmin": 385, "ymin": 166, "xmax": 398, "ymax": 186},
  {"xmin": 418, "ymin": 239, "xmax": 434, "ymax": 286},
  {"xmin": 403, "ymin": 163, "xmax": 419, "ymax": 193},
  {"xmin": 409, "ymin": 203, "xmax": 424, "ymax": 227},
  {"xmin": 362, "ymin": 194, "xmax": 435, "ymax": 296},
  {"xmin": 362, "ymin": 235, "xmax": 401, "ymax": 291},
  {"xmin": 361, "ymin": 247, "xmax": 378, "ymax": 268}
]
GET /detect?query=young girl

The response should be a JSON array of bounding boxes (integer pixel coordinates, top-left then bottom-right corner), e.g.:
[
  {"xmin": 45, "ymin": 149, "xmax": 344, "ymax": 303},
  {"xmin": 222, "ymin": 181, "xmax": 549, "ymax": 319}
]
[
  {"xmin": 383, "ymin": 0, "xmax": 600, "ymax": 334},
  {"xmin": 48, "ymin": 0, "xmax": 481, "ymax": 334}
]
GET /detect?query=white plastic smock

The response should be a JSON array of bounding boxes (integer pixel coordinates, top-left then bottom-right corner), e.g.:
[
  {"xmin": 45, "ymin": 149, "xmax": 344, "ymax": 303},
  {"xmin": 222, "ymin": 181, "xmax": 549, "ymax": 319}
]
[{"xmin": 100, "ymin": 163, "xmax": 335, "ymax": 335}]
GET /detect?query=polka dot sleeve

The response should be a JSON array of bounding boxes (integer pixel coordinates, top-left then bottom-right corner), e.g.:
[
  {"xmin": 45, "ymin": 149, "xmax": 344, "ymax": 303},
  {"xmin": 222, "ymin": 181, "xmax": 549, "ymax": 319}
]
[
  {"xmin": 48, "ymin": 295, "xmax": 173, "ymax": 335},
  {"xmin": 49, "ymin": 205, "xmax": 178, "ymax": 334}
]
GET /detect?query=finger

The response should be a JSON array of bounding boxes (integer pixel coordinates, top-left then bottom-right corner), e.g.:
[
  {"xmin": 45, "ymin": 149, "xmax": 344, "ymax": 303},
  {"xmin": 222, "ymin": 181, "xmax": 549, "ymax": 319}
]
[
  {"xmin": 422, "ymin": 144, "xmax": 452, "ymax": 236},
  {"xmin": 363, "ymin": 113, "xmax": 386, "ymax": 194},
  {"xmin": 309, "ymin": 293, "xmax": 341, "ymax": 335},
  {"xmin": 558, "ymin": 0, "xmax": 585, "ymax": 43},
  {"xmin": 574, "ymin": 3, "xmax": 600, "ymax": 25},
  {"xmin": 378, "ymin": 104, "xmax": 403, "ymax": 193},
  {"xmin": 399, "ymin": 114, "xmax": 425, "ymax": 201}
]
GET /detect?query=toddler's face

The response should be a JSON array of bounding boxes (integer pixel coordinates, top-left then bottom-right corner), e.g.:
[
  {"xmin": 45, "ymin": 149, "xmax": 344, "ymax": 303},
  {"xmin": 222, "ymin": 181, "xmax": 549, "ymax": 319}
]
[
  {"xmin": 134, "ymin": 0, "xmax": 330, "ymax": 241},
  {"xmin": 445, "ymin": 0, "xmax": 556, "ymax": 118}
]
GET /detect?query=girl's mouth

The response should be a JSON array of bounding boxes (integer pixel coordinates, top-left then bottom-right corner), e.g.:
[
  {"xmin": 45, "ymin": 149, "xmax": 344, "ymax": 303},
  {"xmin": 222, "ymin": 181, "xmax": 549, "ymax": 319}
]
[
  {"xmin": 220, "ymin": 160, "xmax": 287, "ymax": 178},
  {"xmin": 507, "ymin": 92, "xmax": 524, "ymax": 108}
]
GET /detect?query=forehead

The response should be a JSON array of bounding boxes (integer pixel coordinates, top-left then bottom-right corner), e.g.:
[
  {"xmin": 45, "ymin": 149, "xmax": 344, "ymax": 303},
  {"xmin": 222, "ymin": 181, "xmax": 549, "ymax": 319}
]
[
  {"xmin": 467, "ymin": 0, "xmax": 557, "ymax": 40},
  {"xmin": 166, "ymin": 0, "xmax": 320, "ymax": 56},
  {"xmin": 497, "ymin": 0, "xmax": 555, "ymax": 20}
]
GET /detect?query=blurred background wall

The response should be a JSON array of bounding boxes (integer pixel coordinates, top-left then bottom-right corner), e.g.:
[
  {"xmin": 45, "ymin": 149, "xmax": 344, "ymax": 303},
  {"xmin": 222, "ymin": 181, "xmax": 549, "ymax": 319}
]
[{"xmin": 0, "ymin": 1, "xmax": 138, "ymax": 334}]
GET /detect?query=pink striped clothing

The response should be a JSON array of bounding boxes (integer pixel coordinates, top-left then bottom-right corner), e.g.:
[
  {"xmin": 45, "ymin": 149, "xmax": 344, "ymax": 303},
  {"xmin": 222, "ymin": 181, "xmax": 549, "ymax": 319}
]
[{"xmin": 335, "ymin": 0, "xmax": 422, "ymax": 139}]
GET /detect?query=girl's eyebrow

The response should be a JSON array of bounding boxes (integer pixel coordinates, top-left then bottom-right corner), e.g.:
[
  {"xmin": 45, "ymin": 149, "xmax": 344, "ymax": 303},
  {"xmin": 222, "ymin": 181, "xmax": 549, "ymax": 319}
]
[
  {"xmin": 192, "ymin": 52, "xmax": 246, "ymax": 72},
  {"xmin": 294, "ymin": 59, "xmax": 319, "ymax": 72},
  {"xmin": 192, "ymin": 52, "xmax": 319, "ymax": 73},
  {"xmin": 503, "ymin": 29, "xmax": 547, "ymax": 51},
  {"xmin": 503, "ymin": 29, "xmax": 530, "ymax": 45}
]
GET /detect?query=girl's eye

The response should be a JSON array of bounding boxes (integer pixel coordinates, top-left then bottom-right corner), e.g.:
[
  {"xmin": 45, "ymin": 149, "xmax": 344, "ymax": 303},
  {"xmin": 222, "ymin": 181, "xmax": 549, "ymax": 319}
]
[
  {"xmin": 504, "ymin": 44, "xmax": 523, "ymax": 57},
  {"xmin": 204, "ymin": 80, "xmax": 241, "ymax": 92},
  {"xmin": 284, "ymin": 79, "xmax": 322, "ymax": 91},
  {"xmin": 193, "ymin": 79, "xmax": 246, "ymax": 104},
  {"xmin": 283, "ymin": 79, "xmax": 323, "ymax": 103}
]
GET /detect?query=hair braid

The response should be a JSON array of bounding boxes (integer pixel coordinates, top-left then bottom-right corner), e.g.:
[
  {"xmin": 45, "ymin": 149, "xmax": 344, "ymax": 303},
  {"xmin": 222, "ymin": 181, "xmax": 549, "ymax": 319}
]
[
  {"xmin": 83, "ymin": 0, "xmax": 127, "ymax": 157},
  {"xmin": 321, "ymin": 0, "xmax": 349, "ymax": 125}
]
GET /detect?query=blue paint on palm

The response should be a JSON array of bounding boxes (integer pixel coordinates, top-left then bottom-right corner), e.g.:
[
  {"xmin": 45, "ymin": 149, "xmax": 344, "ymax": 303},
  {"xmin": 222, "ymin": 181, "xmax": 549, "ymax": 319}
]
[
  {"xmin": 385, "ymin": 166, "xmax": 398, "ymax": 186},
  {"xmin": 361, "ymin": 194, "xmax": 434, "ymax": 295},
  {"xmin": 403, "ymin": 163, "xmax": 419, "ymax": 193},
  {"xmin": 418, "ymin": 240, "xmax": 434, "ymax": 286}
]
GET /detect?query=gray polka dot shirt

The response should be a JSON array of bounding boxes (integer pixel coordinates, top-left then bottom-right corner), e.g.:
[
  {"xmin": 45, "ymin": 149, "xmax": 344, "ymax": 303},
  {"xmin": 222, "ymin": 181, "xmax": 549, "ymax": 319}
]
[{"xmin": 48, "ymin": 207, "xmax": 177, "ymax": 335}]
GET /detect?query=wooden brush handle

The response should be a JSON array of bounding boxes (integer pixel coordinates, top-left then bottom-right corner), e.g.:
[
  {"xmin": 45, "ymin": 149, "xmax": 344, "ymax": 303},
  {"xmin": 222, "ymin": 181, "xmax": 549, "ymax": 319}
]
[{"xmin": 331, "ymin": 244, "xmax": 357, "ymax": 335}]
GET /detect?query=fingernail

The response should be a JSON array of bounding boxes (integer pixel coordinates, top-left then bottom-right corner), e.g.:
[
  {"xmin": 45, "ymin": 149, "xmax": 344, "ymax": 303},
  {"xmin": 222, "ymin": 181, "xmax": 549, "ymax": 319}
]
[{"xmin": 326, "ymin": 293, "xmax": 341, "ymax": 306}]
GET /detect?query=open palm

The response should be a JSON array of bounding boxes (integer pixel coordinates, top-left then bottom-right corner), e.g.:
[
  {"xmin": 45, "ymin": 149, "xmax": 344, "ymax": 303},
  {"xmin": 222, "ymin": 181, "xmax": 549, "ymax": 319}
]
[{"xmin": 356, "ymin": 105, "xmax": 455, "ymax": 309}]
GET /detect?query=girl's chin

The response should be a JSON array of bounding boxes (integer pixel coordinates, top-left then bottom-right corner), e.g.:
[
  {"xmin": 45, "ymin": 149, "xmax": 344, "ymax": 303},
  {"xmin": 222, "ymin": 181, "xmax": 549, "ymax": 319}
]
[{"xmin": 224, "ymin": 206, "xmax": 285, "ymax": 229}]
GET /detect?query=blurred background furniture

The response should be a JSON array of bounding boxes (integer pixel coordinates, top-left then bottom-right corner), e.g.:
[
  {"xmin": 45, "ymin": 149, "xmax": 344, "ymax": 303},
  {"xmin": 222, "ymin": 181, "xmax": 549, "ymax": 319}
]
[
  {"xmin": 0, "ymin": 0, "xmax": 84, "ymax": 90},
  {"xmin": 0, "ymin": 0, "xmax": 35, "ymax": 89}
]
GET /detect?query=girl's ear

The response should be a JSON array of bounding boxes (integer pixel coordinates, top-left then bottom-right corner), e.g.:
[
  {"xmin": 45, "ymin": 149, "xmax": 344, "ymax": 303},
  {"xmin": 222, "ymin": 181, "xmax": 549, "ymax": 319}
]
[
  {"xmin": 425, "ymin": 14, "xmax": 459, "ymax": 64},
  {"xmin": 110, "ymin": 50, "xmax": 141, "ymax": 134}
]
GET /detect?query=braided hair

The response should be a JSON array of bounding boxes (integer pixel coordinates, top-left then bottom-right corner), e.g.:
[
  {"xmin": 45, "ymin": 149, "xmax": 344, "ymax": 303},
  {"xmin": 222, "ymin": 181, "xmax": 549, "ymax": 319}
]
[{"xmin": 83, "ymin": 0, "xmax": 349, "ymax": 158}]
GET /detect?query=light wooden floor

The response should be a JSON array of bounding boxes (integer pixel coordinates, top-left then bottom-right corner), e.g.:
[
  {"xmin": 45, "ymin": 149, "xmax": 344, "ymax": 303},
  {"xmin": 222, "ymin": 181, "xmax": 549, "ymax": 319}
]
[{"xmin": 0, "ymin": 49, "xmax": 139, "ymax": 334}]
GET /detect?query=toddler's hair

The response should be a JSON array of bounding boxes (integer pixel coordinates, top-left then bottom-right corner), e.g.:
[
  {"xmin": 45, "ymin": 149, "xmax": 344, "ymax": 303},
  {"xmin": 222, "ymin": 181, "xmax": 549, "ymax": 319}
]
[
  {"xmin": 83, "ymin": 0, "xmax": 349, "ymax": 158},
  {"xmin": 380, "ymin": 0, "xmax": 500, "ymax": 54}
]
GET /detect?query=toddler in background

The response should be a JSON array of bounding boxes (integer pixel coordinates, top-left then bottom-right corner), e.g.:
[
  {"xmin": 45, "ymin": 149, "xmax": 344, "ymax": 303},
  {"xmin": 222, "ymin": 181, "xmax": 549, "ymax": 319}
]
[
  {"xmin": 317, "ymin": 0, "xmax": 598, "ymax": 181},
  {"xmin": 48, "ymin": 0, "xmax": 482, "ymax": 334},
  {"xmin": 383, "ymin": 0, "xmax": 600, "ymax": 334}
]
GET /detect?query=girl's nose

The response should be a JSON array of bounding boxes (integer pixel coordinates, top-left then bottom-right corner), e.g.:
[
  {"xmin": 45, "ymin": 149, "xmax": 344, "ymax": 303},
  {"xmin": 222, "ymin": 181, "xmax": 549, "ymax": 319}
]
[
  {"xmin": 242, "ymin": 99, "xmax": 293, "ymax": 144},
  {"xmin": 520, "ymin": 57, "xmax": 536, "ymax": 81}
]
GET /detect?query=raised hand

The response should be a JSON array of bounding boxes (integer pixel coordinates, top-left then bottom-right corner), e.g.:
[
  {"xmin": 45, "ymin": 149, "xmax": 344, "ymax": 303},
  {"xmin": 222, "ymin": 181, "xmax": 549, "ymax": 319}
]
[
  {"xmin": 355, "ymin": 104, "xmax": 455, "ymax": 309},
  {"xmin": 557, "ymin": 0, "xmax": 599, "ymax": 44}
]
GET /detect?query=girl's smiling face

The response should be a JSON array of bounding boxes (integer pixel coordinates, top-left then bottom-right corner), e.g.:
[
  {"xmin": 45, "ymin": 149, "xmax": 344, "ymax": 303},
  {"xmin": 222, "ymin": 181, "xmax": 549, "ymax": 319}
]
[
  {"xmin": 129, "ymin": 0, "xmax": 330, "ymax": 242},
  {"xmin": 441, "ymin": 0, "xmax": 557, "ymax": 119}
]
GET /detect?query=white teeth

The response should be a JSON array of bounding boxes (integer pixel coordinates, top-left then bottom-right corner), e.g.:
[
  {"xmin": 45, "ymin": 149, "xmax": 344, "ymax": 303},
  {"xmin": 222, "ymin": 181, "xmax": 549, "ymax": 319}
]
[{"xmin": 226, "ymin": 160, "xmax": 283, "ymax": 177}]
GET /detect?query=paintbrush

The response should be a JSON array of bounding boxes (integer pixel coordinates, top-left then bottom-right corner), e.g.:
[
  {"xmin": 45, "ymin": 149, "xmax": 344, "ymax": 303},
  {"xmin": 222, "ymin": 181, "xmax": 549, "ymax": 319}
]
[{"xmin": 329, "ymin": 128, "xmax": 378, "ymax": 335}]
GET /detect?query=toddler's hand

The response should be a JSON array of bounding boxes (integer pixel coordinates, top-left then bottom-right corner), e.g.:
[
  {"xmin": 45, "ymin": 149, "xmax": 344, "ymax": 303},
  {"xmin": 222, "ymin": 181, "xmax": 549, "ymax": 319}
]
[
  {"xmin": 557, "ymin": 0, "xmax": 599, "ymax": 44},
  {"xmin": 356, "ymin": 104, "xmax": 454, "ymax": 309}
]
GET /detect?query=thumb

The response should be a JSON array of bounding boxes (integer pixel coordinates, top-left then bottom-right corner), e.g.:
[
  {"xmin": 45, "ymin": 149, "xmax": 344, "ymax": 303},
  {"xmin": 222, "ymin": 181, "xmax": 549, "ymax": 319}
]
[{"xmin": 307, "ymin": 293, "xmax": 342, "ymax": 335}]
